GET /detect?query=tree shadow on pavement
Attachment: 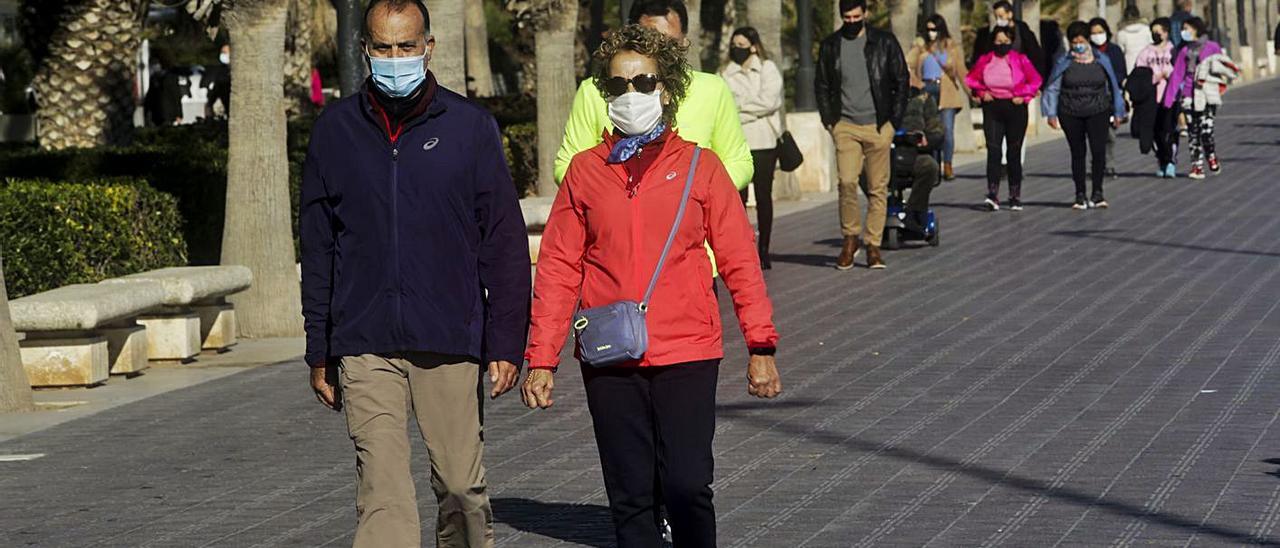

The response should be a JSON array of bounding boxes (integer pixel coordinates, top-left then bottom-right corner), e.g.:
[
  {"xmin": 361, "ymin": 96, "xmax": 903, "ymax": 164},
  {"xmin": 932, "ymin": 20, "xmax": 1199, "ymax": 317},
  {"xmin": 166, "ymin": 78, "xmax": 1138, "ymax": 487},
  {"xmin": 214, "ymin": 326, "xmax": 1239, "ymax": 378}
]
[
  {"xmin": 1049, "ymin": 229, "xmax": 1280, "ymax": 259},
  {"xmin": 725, "ymin": 414, "xmax": 1279, "ymax": 545},
  {"xmin": 493, "ymin": 498, "xmax": 613, "ymax": 547}
]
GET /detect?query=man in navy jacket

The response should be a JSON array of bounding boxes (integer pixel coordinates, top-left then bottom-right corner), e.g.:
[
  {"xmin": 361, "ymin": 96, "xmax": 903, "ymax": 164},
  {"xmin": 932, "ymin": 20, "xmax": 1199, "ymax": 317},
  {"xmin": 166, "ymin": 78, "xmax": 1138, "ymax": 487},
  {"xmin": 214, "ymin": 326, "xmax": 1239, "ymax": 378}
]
[{"xmin": 299, "ymin": 1, "xmax": 530, "ymax": 546}]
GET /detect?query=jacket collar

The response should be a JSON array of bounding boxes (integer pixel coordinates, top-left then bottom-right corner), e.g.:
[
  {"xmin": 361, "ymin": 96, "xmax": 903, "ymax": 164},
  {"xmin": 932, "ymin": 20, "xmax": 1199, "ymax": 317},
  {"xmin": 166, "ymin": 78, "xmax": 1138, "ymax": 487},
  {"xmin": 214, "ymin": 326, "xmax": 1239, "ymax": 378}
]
[
  {"xmin": 589, "ymin": 129, "xmax": 694, "ymax": 191},
  {"xmin": 723, "ymin": 56, "xmax": 762, "ymax": 76},
  {"xmin": 359, "ymin": 75, "xmax": 447, "ymax": 142}
]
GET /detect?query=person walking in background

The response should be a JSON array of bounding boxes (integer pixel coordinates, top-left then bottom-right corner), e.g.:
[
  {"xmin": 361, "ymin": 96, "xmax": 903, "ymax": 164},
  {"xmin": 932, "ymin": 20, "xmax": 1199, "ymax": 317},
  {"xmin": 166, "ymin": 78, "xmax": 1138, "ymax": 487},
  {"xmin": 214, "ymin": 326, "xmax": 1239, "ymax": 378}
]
[
  {"xmin": 966, "ymin": 26, "xmax": 1042, "ymax": 212},
  {"xmin": 721, "ymin": 27, "xmax": 783, "ymax": 270},
  {"xmin": 1134, "ymin": 17, "xmax": 1177, "ymax": 177},
  {"xmin": 1089, "ymin": 17, "xmax": 1126, "ymax": 178},
  {"xmin": 300, "ymin": 1, "xmax": 531, "ymax": 546},
  {"xmin": 1170, "ymin": 0, "xmax": 1195, "ymax": 48},
  {"xmin": 204, "ymin": 44, "xmax": 231, "ymax": 118},
  {"xmin": 815, "ymin": 0, "xmax": 909, "ymax": 270},
  {"xmin": 555, "ymin": 0, "xmax": 753, "ymax": 190},
  {"xmin": 971, "ymin": 1, "xmax": 1046, "ymax": 79},
  {"xmin": 1163, "ymin": 16, "xmax": 1234, "ymax": 180},
  {"xmin": 907, "ymin": 14, "xmax": 967, "ymax": 181},
  {"xmin": 522, "ymin": 26, "xmax": 781, "ymax": 548},
  {"xmin": 1043, "ymin": 21, "xmax": 1127, "ymax": 210},
  {"xmin": 1115, "ymin": 5, "xmax": 1152, "ymax": 75},
  {"xmin": 898, "ymin": 85, "xmax": 946, "ymax": 233}
]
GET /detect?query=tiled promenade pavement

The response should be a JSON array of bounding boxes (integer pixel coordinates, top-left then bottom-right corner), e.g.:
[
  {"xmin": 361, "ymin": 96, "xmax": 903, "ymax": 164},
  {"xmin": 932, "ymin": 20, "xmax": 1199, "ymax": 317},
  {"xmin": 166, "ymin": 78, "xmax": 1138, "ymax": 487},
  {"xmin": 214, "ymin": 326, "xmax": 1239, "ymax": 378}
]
[{"xmin": 5, "ymin": 78, "xmax": 1280, "ymax": 547}]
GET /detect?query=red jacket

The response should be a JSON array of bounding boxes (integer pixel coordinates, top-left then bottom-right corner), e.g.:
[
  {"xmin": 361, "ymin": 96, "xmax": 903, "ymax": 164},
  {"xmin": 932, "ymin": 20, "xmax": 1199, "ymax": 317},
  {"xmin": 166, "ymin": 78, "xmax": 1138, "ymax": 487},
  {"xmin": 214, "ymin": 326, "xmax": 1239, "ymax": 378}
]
[{"xmin": 525, "ymin": 132, "xmax": 778, "ymax": 369}]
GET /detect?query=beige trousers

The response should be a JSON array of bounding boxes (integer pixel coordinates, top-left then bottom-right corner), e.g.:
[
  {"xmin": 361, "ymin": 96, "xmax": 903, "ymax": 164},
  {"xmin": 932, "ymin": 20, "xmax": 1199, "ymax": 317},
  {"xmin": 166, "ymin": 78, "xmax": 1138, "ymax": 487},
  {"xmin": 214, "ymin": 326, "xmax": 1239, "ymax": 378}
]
[
  {"xmin": 832, "ymin": 120, "xmax": 895, "ymax": 246},
  {"xmin": 340, "ymin": 352, "xmax": 493, "ymax": 548}
]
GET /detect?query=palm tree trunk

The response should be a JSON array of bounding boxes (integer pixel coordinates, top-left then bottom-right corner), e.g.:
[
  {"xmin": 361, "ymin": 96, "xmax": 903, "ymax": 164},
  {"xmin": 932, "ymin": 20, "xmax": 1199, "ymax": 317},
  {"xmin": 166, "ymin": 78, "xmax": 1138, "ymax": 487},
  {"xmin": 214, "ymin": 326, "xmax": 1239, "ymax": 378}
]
[
  {"xmin": 686, "ymin": 0, "xmax": 703, "ymax": 69},
  {"xmin": 222, "ymin": 0, "xmax": 305, "ymax": 338},
  {"xmin": 465, "ymin": 0, "xmax": 496, "ymax": 96},
  {"xmin": 746, "ymin": 0, "xmax": 799, "ymax": 200},
  {"xmin": 431, "ymin": 0, "xmax": 467, "ymax": 92},
  {"xmin": 0, "ymin": 252, "xmax": 35, "ymax": 413},
  {"xmin": 535, "ymin": 0, "xmax": 579, "ymax": 196},
  {"xmin": 937, "ymin": 0, "xmax": 976, "ymax": 152},
  {"xmin": 285, "ymin": 0, "xmax": 317, "ymax": 117},
  {"xmin": 887, "ymin": 0, "xmax": 918, "ymax": 54},
  {"xmin": 26, "ymin": 0, "xmax": 142, "ymax": 150}
]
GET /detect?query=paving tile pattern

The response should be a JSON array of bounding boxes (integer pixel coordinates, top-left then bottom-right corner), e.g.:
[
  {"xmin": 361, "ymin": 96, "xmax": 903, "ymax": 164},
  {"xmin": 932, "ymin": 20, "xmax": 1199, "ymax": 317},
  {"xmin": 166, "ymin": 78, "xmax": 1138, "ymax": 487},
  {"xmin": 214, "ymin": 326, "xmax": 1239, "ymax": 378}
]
[{"xmin": 4, "ymin": 79, "xmax": 1280, "ymax": 547}]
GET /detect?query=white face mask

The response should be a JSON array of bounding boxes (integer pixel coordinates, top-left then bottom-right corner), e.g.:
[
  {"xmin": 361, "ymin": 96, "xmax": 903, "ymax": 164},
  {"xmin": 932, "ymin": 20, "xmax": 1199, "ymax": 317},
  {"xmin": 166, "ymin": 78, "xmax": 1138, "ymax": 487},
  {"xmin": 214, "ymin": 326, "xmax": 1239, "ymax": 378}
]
[
  {"xmin": 607, "ymin": 90, "xmax": 664, "ymax": 136},
  {"xmin": 927, "ymin": 30, "xmax": 938, "ymax": 41},
  {"xmin": 1180, "ymin": 29, "xmax": 1195, "ymax": 42},
  {"xmin": 995, "ymin": 17, "xmax": 1011, "ymax": 27},
  {"xmin": 219, "ymin": 52, "xmax": 230, "ymax": 65},
  {"xmin": 1091, "ymin": 33, "xmax": 1108, "ymax": 46}
]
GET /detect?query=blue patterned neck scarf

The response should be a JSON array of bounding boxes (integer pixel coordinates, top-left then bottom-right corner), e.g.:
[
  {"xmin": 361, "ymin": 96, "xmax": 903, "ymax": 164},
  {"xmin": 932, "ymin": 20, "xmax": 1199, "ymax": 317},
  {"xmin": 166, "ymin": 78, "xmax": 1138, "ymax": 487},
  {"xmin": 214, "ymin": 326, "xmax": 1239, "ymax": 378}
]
[{"xmin": 607, "ymin": 123, "xmax": 667, "ymax": 164}]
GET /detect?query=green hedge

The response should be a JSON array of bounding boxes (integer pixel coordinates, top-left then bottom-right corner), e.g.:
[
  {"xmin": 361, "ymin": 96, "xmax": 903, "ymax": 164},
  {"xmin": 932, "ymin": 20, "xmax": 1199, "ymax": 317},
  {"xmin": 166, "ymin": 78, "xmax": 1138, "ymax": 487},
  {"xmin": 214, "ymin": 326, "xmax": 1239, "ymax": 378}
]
[
  {"xmin": 502, "ymin": 122, "xmax": 537, "ymax": 198},
  {"xmin": 0, "ymin": 178, "xmax": 188, "ymax": 298}
]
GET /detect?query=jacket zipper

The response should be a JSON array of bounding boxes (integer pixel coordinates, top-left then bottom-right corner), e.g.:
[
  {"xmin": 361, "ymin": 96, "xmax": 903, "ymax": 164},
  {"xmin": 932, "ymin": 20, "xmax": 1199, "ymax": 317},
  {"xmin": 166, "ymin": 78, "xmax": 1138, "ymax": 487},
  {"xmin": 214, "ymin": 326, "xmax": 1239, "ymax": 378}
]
[{"xmin": 391, "ymin": 144, "xmax": 402, "ymax": 341}]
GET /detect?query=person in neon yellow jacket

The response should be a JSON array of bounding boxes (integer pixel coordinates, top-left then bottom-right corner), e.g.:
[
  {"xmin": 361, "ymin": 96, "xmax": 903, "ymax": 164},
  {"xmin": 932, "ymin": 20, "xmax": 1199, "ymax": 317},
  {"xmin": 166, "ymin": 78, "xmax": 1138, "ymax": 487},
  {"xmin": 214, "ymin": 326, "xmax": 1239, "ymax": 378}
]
[{"xmin": 553, "ymin": 0, "xmax": 754, "ymax": 189}]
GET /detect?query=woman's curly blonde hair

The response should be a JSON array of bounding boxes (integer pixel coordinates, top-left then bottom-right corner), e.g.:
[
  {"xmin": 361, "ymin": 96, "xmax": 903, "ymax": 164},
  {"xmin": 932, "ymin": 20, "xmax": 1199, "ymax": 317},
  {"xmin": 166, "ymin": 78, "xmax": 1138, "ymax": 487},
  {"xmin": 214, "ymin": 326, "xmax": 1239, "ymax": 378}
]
[{"xmin": 592, "ymin": 25, "xmax": 692, "ymax": 125}]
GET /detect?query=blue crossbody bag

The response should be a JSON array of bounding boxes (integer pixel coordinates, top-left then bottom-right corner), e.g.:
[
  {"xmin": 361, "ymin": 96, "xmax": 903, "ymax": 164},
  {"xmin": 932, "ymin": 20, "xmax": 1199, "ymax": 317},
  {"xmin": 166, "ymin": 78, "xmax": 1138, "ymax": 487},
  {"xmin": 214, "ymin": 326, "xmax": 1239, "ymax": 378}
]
[{"xmin": 573, "ymin": 148, "xmax": 702, "ymax": 368}]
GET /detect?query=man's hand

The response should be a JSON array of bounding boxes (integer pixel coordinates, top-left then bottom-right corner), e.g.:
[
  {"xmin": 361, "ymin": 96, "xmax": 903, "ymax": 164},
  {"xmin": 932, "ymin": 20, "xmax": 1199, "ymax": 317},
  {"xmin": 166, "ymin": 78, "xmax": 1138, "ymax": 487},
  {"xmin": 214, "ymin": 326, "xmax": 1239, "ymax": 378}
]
[
  {"xmin": 1048, "ymin": 117, "xmax": 1060, "ymax": 130},
  {"xmin": 747, "ymin": 355, "xmax": 782, "ymax": 398},
  {"xmin": 917, "ymin": 135, "xmax": 929, "ymax": 147},
  {"xmin": 980, "ymin": 92, "xmax": 994, "ymax": 102},
  {"xmin": 521, "ymin": 369, "xmax": 555, "ymax": 409},
  {"xmin": 488, "ymin": 360, "xmax": 519, "ymax": 399},
  {"xmin": 1012, "ymin": 96, "xmax": 1025, "ymax": 105},
  {"xmin": 1112, "ymin": 117, "xmax": 1125, "ymax": 129},
  {"xmin": 311, "ymin": 366, "xmax": 341, "ymax": 411}
]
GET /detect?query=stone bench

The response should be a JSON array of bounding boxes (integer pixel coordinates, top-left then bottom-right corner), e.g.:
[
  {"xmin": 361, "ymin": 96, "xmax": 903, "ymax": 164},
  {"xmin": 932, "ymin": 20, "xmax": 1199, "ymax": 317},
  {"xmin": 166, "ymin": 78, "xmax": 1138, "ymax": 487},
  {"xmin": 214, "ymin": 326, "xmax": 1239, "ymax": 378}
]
[
  {"xmin": 10, "ymin": 282, "xmax": 167, "ymax": 387},
  {"xmin": 101, "ymin": 266, "xmax": 253, "ymax": 360}
]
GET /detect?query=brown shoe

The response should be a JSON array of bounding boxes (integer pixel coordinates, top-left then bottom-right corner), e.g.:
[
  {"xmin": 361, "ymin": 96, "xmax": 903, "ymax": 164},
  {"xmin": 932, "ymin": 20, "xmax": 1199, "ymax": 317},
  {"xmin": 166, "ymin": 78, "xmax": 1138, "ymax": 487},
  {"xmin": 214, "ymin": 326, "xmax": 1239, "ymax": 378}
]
[
  {"xmin": 942, "ymin": 162, "xmax": 955, "ymax": 181},
  {"xmin": 836, "ymin": 236, "xmax": 859, "ymax": 270},
  {"xmin": 866, "ymin": 245, "xmax": 886, "ymax": 270}
]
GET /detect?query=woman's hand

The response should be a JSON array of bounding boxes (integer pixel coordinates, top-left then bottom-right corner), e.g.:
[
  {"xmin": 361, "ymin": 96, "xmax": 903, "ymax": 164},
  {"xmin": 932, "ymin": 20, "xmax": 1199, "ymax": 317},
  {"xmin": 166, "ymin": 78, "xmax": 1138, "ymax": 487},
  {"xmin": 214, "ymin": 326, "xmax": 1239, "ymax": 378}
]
[
  {"xmin": 1048, "ymin": 117, "xmax": 1060, "ymax": 130},
  {"xmin": 1112, "ymin": 117, "xmax": 1125, "ymax": 129},
  {"xmin": 1012, "ymin": 97, "xmax": 1025, "ymax": 105},
  {"xmin": 747, "ymin": 355, "xmax": 782, "ymax": 398},
  {"xmin": 521, "ymin": 369, "xmax": 556, "ymax": 409},
  {"xmin": 980, "ymin": 92, "xmax": 994, "ymax": 102}
]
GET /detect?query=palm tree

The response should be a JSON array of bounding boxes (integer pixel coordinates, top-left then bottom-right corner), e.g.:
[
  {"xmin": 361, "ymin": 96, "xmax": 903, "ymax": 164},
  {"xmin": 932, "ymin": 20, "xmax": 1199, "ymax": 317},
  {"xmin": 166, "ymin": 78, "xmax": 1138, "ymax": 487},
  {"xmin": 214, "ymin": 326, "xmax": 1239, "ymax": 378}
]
[
  {"xmin": 431, "ymin": 0, "xmax": 467, "ymax": 92},
  {"xmin": 221, "ymin": 0, "xmax": 306, "ymax": 337},
  {"xmin": 520, "ymin": 0, "xmax": 579, "ymax": 196},
  {"xmin": 21, "ymin": 0, "xmax": 146, "ymax": 151},
  {"xmin": 284, "ymin": 0, "xmax": 318, "ymax": 116},
  {"xmin": 0, "ymin": 251, "xmax": 35, "ymax": 413},
  {"xmin": 465, "ymin": 0, "xmax": 496, "ymax": 96},
  {"xmin": 686, "ymin": 0, "xmax": 703, "ymax": 69}
]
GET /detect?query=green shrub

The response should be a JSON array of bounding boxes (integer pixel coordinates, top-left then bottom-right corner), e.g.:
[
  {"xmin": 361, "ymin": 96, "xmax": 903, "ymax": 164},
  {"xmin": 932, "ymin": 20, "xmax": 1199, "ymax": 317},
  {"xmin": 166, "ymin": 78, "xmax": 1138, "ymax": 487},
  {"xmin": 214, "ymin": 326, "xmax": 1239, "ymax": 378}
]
[
  {"xmin": 502, "ymin": 122, "xmax": 537, "ymax": 198},
  {"xmin": 0, "ymin": 178, "xmax": 188, "ymax": 299}
]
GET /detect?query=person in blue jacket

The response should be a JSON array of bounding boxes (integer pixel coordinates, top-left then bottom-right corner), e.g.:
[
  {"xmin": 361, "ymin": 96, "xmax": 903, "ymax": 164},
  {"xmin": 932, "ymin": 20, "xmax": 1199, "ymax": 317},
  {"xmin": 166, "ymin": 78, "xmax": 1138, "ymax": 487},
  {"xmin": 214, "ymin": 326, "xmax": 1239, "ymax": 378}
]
[
  {"xmin": 298, "ymin": 0, "xmax": 531, "ymax": 546},
  {"xmin": 1043, "ymin": 20, "xmax": 1128, "ymax": 210}
]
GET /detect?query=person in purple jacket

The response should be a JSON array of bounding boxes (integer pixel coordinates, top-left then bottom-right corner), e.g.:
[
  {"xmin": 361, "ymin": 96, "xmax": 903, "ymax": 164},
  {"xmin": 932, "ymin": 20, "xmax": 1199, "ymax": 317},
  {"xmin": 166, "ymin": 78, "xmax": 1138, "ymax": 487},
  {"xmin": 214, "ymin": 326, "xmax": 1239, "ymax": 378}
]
[
  {"xmin": 1163, "ymin": 16, "xmax": 1222, "ymax": 180},
  {"xmin": 299, "ymin": 1, "xmax": 531, "ymax": 546}
]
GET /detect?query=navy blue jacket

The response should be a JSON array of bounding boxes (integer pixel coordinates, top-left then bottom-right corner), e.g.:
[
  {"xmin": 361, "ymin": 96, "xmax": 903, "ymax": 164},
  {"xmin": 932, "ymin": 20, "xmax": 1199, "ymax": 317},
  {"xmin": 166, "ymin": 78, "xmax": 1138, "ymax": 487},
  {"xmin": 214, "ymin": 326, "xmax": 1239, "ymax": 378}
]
[{"xmin": 300, "ymin": 83, "xmax": 531, "ymax": 368}]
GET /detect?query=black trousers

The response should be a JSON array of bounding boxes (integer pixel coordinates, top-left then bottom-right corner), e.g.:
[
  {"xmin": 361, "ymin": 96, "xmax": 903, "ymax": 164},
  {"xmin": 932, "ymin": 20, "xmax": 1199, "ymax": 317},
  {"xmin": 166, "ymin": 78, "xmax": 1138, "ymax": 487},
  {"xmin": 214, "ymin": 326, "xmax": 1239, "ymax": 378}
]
[
  {"xmin": 906, "ymin": 154, "xmax": 938, "ymax": 212},
  {"xmin": 1154, "ymin": 104, "xmax": 1178, "ymax": 166},
  {"xmin": 740, "ymin": 148, "xmax": 777, "ymax": 260},
  {"xmin": 1059, "ymin": 111, "xmax": 1111, "ymax": 198},
  {"xmin": 981, "ymin": 99, "xmax": 1028, "ymax": 200},
  {"xmin": 583, "ymin": 360, "xmax": 719, "ymax": 548}
]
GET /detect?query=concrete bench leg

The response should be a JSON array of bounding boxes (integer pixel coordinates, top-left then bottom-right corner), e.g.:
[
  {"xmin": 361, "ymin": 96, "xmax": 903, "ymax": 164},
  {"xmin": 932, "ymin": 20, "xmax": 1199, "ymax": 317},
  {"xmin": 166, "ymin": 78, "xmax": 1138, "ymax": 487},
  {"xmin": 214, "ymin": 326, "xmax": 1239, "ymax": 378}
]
[
  {"xmin": 194, "ymin": 303, "xmax": 237, "ymax": 352},
  {"xmin": 101, "ymin": 325, "xmax": 149, "ymax": 375},
  {"xmin": 136, "ymin": 312, "xmax": 201, "ymax": 362},
  {"xmin": 19, "ymin": 336, "xmax": 110, "ymax": 387}
]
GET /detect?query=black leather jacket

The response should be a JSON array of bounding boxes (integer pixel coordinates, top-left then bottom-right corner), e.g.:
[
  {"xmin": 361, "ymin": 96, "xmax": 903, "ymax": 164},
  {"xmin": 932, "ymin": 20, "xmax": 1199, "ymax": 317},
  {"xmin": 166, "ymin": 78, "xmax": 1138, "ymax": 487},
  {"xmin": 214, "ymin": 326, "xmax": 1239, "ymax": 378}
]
[{"xmin": 814, "ymin": 27, "xmax": 910, "ymax": 130}]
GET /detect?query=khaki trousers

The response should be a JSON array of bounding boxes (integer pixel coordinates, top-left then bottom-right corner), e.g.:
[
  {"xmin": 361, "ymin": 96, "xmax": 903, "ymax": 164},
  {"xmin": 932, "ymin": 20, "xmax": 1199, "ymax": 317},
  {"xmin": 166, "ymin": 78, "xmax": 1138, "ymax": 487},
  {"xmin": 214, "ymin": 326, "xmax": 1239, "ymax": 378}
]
[
  {"xmin": 340, "ymin": 352, "xmax": 493, "ymax": 548},
  {"xmin": 832, "ymin": 120, "xmax": 895, "ymax": 246}
]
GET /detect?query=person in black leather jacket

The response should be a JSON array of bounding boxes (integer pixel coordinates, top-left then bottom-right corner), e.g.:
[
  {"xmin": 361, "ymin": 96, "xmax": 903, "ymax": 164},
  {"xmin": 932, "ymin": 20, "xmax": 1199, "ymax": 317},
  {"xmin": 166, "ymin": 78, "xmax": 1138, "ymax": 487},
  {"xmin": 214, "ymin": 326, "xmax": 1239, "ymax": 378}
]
[{"xmin": 814, "ymin": 0, "xmax": 909, "ymax": 271}]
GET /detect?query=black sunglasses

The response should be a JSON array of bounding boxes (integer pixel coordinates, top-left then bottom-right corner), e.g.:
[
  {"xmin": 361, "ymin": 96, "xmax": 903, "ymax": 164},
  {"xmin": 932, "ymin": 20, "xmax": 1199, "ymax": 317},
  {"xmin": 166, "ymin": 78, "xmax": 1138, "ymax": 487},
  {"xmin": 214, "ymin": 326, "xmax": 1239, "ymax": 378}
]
[{"xmin": 603, "ymin": 74, "xmax": 661, "ymax": 97}]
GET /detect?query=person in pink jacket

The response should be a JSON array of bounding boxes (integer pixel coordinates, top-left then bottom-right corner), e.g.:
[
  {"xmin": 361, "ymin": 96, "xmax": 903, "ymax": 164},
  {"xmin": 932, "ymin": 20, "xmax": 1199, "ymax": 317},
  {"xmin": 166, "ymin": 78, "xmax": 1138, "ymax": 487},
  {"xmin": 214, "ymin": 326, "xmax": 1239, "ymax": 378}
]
[
  {"xmin": 1134, "ymin": 17, "xmax": 1176, "ymax": 177},
  {"xmin": 965, "ymin": 26, "xmax": 1042, "ymax": 211}
]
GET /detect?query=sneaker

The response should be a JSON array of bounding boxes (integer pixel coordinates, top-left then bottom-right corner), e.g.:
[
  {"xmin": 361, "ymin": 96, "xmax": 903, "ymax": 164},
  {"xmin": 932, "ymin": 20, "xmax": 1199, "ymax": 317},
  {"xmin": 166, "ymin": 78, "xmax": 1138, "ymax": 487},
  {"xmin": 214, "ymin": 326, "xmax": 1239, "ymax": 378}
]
[
  {"xmin": 1163, "ymin": 164, "xmax": 1177, "ymax": 178},
  {"xmin": 1207, "ymin": 154, "xmax": 1221, "ymax": 173},
  {"xmin": 1189, "ymin": 165, "xmax": 1206, "ymax": 180},
  {"xmin": 866, "ymin": 245, "xmax": 886, "ymax": 269},
  {"xmin": 1072, "ymin": 194, "xmax": 1088, "ymax": 210},
  {"xmin": 1009, "ymin": 199, "xmax": 1024, "ymax": 211},
  {"xmin": 984, "ymin": 197, "xmax": 1000, "ymax": 211},
  {"xmin": 1106, "ymin": 167, "xmax": 1118, "ymax": 179},
  {"xmin": 1156, "ymin": 167, "xmax": 1169, "ymax": 178},
  {"xmin": 1091, "ymin": 195, "xmax": 1109, "ymax": 209}
]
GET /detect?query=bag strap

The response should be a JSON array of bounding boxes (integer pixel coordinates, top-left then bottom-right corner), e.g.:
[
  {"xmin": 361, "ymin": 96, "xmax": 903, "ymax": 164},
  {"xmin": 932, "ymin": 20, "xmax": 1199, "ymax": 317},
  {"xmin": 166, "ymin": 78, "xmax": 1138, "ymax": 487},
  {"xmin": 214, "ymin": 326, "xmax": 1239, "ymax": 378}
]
[{"xmin": 640, "ymin": 147, "xmax": 701, "ymax": 311}]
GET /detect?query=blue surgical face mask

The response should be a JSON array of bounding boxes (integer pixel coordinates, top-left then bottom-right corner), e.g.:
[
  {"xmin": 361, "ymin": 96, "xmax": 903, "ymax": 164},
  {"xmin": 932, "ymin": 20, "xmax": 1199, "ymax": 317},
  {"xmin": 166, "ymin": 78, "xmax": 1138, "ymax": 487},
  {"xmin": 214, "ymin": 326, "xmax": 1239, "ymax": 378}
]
[
  {"xmin": 1072, "ymin": 43, "xmax": 1089, "ymax": 54},
  {"xmin": 1180, "ymin": 29, "xmax": 1195, "ymax": 42},
  {"xmin": 369, "ymin": 53, "xmax": 427, "ymax": 97}
]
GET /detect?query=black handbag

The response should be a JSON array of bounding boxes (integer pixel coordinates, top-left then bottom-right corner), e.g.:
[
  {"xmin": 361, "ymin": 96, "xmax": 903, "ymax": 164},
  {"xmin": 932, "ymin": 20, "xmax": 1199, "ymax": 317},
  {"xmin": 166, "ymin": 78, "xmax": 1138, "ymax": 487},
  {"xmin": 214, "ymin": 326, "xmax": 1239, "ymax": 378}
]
[{"xmin": 776, "ymin": 131, "xmax": 804, "ymax": 172}]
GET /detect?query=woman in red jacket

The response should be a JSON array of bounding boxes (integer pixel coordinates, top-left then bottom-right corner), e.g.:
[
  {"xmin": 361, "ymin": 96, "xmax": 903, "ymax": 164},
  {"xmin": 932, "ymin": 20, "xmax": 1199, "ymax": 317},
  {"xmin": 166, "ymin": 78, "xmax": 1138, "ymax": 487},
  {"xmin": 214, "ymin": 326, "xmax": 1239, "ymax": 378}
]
[{"xmin": 521, "ymin": 25, "xmax": 781, "ymax": 548}]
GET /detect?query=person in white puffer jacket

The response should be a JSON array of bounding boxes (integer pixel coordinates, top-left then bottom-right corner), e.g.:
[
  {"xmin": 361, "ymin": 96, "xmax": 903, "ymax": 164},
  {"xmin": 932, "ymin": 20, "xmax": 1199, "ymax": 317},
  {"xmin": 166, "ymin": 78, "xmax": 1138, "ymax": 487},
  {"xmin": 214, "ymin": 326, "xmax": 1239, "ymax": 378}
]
[{"xmin": 1115, "ymin": 5, "xmax": 1153, "ymax": 77}]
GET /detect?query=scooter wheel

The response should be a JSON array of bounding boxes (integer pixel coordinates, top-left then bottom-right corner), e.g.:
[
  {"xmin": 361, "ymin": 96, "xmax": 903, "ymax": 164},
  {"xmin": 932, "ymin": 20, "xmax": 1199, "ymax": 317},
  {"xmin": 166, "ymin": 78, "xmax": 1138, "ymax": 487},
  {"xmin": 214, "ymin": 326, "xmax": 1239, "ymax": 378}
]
[{"xmin": 927, "ymin": 224, "xmax": 940, "ymax": 247}]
